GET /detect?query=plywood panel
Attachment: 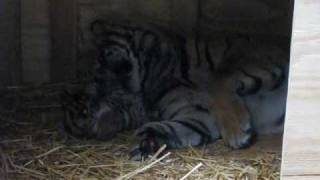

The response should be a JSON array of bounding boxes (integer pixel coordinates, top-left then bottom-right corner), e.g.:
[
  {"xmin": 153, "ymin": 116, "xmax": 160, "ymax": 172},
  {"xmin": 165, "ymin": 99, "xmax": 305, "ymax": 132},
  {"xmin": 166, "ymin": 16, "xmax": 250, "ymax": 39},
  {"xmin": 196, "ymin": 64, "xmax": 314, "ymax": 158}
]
[
  {"xmin": 21, "ymin": 0, "xmax": 50, "ymax": 84},
  {"xmin": 0, "ymin": 0, "xmax": 21, "ymax": 86},
  {"xmin": 201, "ymin": 0, "xmax": 293, "ymax": 36},
  {"xmin": 281, "ymin": 0, "xmax": 320, "ymax": 179},
  {"xmin": 202, "ymin": 0, "xmax": 293, "ymax": 36},
  {"xmin": 50, "ymin": 0, "xmax": 78, "ymax": 82}
]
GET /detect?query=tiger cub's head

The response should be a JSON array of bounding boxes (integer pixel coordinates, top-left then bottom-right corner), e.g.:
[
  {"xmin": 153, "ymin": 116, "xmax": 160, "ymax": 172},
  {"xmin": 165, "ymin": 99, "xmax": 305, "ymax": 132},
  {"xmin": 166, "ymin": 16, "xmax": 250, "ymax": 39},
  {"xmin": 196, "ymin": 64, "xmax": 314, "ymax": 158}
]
[
  {"xmin": 61, "ymin": 87, "xmax": 147, "ymax": 140},
  {"xmin": 90, "ymin": 91, "xmax": 146, "ymax": 140},
  {"xmin": 60, "ymin": 89, "xmax": 91, "ymax": 138},
  {"xmin": 61, "ymin": 20, "xmax": 155, "ymax": 140},
  {"xmin": 90, "ymin": 20, "xmax": 142, "ymax": 93}
]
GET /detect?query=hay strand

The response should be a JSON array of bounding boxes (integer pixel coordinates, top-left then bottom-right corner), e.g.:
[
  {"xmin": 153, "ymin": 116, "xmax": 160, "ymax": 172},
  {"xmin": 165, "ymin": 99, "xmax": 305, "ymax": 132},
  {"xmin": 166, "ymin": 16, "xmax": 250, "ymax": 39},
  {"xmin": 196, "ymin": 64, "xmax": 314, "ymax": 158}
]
[
  {"xmin": 148, "ymin": 144, "xmax": 167, "ymax": 163},
  {"xmin": 180, "ymin": 162, "xmax": 203, "ymax": 180},
  {"xmin": 117, "ymin": 152, "xmax": 171, "ymax": 180}
]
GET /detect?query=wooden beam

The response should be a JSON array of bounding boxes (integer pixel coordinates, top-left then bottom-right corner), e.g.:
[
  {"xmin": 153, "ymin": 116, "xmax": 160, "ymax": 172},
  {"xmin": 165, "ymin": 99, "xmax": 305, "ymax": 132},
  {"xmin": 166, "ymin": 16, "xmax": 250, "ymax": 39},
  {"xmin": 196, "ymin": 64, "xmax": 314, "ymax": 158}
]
[{"xmin": 49, "ymin": 0, "xmax": 78, "ymax": 82}]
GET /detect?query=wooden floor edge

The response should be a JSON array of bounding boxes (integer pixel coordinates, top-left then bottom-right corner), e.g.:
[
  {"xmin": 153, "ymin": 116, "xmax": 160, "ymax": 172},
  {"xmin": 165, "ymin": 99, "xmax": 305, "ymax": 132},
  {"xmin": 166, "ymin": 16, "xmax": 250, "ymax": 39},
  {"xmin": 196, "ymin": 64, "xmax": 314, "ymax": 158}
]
[{"xmin": 282, "ymin": 174, "xmax": 320, "ymax": 177}]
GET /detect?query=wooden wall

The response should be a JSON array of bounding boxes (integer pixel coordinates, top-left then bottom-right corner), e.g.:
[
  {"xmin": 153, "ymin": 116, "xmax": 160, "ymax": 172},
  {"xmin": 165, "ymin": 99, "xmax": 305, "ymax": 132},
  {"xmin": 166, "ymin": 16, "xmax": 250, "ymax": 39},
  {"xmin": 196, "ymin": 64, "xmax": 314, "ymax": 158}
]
[
  {"xmin": 0, "ymin": 0, "xmax": 293, "ymax": 85},
  {"xmin": 0, "ymin": 0, "xmax": 21, "ymax": 86},
  {"xmin": 49, "ymin": 0, "xmax": 78, "ymax": 82},
  {"xmin": 21, "ymin": 0, "xmax": 51, "ymax": 84}
]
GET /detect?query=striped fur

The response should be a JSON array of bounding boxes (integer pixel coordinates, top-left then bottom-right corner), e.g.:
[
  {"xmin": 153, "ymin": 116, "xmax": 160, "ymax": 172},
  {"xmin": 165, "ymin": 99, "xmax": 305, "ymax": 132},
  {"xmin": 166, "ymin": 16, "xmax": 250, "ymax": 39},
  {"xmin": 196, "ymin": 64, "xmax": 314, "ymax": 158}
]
[{"xmin": 61, "ymin": 20, "xmax": 289, "ymax": 158}]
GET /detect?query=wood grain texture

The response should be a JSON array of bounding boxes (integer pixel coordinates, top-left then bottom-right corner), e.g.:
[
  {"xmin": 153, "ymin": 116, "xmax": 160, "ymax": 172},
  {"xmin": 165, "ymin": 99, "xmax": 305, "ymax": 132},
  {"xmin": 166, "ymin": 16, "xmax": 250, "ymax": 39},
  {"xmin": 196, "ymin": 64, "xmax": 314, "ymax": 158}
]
[
  {"xmin": 281, "ymin": 0, "xmax": 320, "ymax": 179},
  {"xmin": 21, "ymin": 0, "xmax": 50, "ymax": 84},
  {"xmin": 50, "ymin": 0, "xmax": 78, "ymax": 82},
  {"xmin": 201, "ymin": 0, "xmax": 293, "ymax": 36},
  {"xmin": 0, "ymin": 0, "xmax": 21, "ymax": 86}
]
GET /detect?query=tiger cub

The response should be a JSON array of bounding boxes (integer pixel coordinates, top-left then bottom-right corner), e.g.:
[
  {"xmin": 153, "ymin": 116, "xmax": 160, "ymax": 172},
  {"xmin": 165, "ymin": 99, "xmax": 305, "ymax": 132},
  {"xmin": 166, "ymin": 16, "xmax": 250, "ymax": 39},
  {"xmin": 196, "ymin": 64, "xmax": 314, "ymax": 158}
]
[
  {"xmin": 61, "ymin": 20, "xmax": 289, "ymax": 159},
  {"xmin": 205, "ymin": 37, "xmax": 289, "ymax": 148}
]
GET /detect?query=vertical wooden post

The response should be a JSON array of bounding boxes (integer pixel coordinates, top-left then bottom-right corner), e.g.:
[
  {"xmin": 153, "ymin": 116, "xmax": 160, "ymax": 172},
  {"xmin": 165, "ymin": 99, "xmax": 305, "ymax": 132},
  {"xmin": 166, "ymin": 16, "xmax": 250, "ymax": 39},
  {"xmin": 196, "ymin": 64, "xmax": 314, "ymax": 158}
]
[
  {"xmin": 49, "ymin": 0, "xmax": 78, "ymax": 82},
  {"xmin": 0, "ymin": 0, "xmax": 21, "ymax": 86}
]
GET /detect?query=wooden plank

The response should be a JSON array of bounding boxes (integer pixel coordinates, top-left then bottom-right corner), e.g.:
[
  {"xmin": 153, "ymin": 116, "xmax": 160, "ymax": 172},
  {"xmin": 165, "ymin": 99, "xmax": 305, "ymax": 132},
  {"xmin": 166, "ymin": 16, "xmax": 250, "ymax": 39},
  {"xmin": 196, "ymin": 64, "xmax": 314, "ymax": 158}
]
[
  {"xmin": 283, "ymin": 177, "xmax": 320, "ymax": 180},
  {"xmin": 0, "ymin": 0, "xmax": 21, "ymax": 86},
  {"xmin": 201, "ymin": 0, "xmax": 293, "ymax": 36},
  {"xmin": 49, "ymin": 0, "xmax": 78, "ymax": 82},
  {"xmin": 170, "ymin": 0, "xmax": 199, "ymax": 35},
  {"xmin": 21, "ymin": 0, "xmax": 50, "ymax": 84},
  {"xmin": 281, "ymin": 0, "xmax": 320, "ymax": 179}
]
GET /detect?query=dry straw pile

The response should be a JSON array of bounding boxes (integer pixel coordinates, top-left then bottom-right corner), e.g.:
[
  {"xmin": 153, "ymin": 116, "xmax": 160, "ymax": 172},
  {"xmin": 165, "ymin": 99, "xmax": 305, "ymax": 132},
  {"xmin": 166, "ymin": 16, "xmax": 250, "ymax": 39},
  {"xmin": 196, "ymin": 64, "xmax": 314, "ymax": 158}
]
[{"xmin": 0, "ymin": 84, "xmax": 281, "ymax": 180}]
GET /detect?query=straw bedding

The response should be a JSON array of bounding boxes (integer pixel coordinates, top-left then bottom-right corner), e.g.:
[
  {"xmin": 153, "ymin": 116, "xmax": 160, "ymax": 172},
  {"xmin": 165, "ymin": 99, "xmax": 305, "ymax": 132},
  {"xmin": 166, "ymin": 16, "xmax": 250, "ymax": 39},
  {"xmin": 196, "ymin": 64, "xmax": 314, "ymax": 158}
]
[{"xmin": 0, "ymin": 85, "xmax": 281, "ymax": 180}]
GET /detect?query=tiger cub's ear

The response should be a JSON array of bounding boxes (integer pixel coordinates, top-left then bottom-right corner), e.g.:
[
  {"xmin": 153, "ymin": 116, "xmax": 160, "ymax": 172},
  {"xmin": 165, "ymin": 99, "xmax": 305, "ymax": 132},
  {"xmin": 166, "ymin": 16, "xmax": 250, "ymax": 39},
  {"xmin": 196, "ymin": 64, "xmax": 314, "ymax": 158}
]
[{"xmin": 90, "ymin": 19, "xmax": 107, "ymax": 36}]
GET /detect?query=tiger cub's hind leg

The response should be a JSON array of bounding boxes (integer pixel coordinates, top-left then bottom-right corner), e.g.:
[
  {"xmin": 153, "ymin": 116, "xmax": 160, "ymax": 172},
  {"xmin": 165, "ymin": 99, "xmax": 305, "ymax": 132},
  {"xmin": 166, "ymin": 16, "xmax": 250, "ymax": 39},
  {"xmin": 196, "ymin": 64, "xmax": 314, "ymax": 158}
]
[{"xmin": 208, "ymin": 63, "xmax": 288, "ymax": 149}]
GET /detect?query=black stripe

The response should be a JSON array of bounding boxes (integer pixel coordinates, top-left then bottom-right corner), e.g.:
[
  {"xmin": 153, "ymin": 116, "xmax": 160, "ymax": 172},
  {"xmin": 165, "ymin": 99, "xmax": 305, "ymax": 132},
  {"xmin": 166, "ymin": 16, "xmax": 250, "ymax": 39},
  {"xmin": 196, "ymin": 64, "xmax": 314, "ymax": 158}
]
[
  {"xmin": 137, "ymin": 31, "xmax": 158, "ymax": 78},
  {"xmin": 117, "ymin": 109, "xmax": 128, "ymax": 131},
  {"xmin": 168, "ymin": 105, "xmax": 194, "ymax": 120},
  {"xmin": 99, "ymin": 40, "xmax": 130, "ymax": 55},
  {"xmin": 274, "ymin": 114, "xmax": 285, "ymax": 126},
  {"xmin": 168, "ymin": 104, "xmax": 209, "ymax": 120},
  {"xmin": 172, "ymin": 119, "xmax": 211, "ymax": 144},
  {"xmin": 177, "ymin": 38, "xmax": 191, "ymax": 83},
  {"xmin": 120, "ymin": 110, "xmax": 130, "ymax": 130},
  {"xmin": 139, "ymin": 32, "xmax": 160, "ymax": 87},
  {"xmin": 163, "ymin": 122, "xmax": 183, "ymax": 146},
  {"xmin": 158, "ymin": 96, "xmax": 181, "ymax": 118},
  {"xmin": 195, "ymin": 35, "xmax": 201, "ymax": 67},
  {"xmin": 143, "ymin": 44, "xmax": 168, "ymax": 91},
  {"xmin": 194, "ymin": 105, "xmax": 210, "ymax": 112},
  {"xmin": 154, "ymin": 53, "xmax": 173, "ymax": 79},
  {"xmin": 238, "ymin": 70, "xmax": 262, "ymax": 96},
  {"xmin": 150, "ymin": 81, "xmax": 181, "ymax": 105},
  {"xmin": 185, "ymin": 118, "xmax": 211, "ymax": 136},
  {"xmin": 205, "ymin": 42, "xmax": 215, "ymax": 70},
  {"xmin": 271, "ymin": 65, "xmax": 286, "ymax": 90},
  {"xmin": 138, "ymin": 125, "xmax": 168, "ymax": 141},
  {"xmin": 222, "ymin": 37, "xmax": 232, "ymax": 59},
  {"xmin": 140, "ymin": 54, "xmax": 153, "ymax": 91},
  {"xmin": 151, "ymin": 81, "xmax": 193, "ymax": 106},
  {"xmin": 125, "ymin": 26, "xmax": 142, "ymax": 33},
  {"xmin": 105, "ymin": 32, "xmax": 132, "ymax": 42}
]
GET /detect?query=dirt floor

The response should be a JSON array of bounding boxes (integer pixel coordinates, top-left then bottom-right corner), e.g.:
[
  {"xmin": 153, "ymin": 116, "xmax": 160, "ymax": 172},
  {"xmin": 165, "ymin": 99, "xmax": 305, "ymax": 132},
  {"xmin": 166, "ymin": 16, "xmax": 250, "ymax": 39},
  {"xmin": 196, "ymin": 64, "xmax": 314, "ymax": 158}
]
[{"xmin": 0, "ymin": 110, "xmax": 282, "ymax": 180}]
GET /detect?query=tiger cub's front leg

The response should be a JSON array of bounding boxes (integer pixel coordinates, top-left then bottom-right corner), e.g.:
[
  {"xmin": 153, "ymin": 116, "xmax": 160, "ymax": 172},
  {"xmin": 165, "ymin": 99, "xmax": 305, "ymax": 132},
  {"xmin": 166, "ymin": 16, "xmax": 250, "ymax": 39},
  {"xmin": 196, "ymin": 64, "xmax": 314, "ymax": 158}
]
[
  {"xmin": 130, "ymin": 88, "xmax": 220, "ymax": 159},
  {"xmin": 131, "ymin": 119, "xmax": 218, "ymax": 159},
  {"xmin": 208, "ymin": 75, "xmax": 253, "ymax": 149}
]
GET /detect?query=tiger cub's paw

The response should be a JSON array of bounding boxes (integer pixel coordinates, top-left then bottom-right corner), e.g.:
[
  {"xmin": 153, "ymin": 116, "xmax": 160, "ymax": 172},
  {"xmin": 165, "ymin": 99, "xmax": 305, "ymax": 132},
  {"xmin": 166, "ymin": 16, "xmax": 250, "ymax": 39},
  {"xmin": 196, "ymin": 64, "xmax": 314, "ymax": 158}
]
[
  {"xmin": 129, "ymin": 125, "xmax": 167, "ymax": 161},
  {"xmin": 129, "ymin": 136, "xmax": 161, "ymax": 161},
  {"xmin": 60, "ymin": 90, "xmax": 91, "ymax": 139},
  {"xmin": 129, "ymin": 134, "xmax": 164, "ymax": 161},
  {"xmin": 219, "ymin": 119, "xmax": 254, "ymax": 149}
]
